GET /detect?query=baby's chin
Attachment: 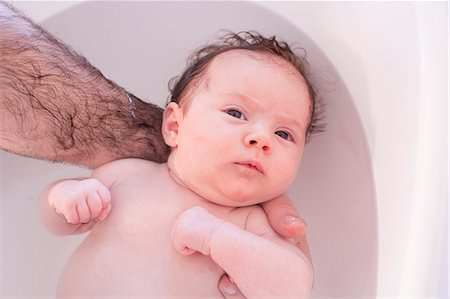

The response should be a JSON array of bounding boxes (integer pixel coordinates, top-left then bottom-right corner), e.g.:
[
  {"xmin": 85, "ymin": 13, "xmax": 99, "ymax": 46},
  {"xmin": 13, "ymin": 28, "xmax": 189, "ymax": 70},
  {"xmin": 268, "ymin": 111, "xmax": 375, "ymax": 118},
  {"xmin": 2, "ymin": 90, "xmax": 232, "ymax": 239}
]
[
  {"xmin": 210, "ymin": 199, "xmax": 261, "ymax": 208},
  {"xmin": 176, "ymin": 167, "xmax": 282, "ymax": 207},
  {"xmin": 204, "ymin": 190, "xmax": 273, "ymax": 208}
]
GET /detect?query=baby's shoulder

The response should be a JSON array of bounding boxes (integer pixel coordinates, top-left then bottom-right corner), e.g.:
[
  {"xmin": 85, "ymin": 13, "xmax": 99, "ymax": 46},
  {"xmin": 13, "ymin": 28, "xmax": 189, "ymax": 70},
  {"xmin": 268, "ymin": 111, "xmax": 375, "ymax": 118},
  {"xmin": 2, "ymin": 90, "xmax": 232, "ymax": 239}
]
[{"xmin": 92, "ymin": 159, "xmax": 164, "ymax": 186}]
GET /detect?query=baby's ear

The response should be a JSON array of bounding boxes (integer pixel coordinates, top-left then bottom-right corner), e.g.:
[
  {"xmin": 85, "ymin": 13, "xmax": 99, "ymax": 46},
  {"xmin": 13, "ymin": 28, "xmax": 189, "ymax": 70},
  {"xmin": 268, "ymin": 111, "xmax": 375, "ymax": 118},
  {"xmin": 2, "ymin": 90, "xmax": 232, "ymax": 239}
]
[{"xmin": 162, "ymin": 102, "xmax": 183, "ymax": 147}]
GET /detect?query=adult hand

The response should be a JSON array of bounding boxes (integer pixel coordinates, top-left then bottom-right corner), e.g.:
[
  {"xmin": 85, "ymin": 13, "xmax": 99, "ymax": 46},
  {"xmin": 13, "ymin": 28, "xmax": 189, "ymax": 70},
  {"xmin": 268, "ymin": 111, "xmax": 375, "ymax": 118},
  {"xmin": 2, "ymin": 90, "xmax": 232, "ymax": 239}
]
[
  {"xmin": 262, "ymin": 195, "xmax": 307, "ymax": 235},
  {"xmin": 261, "ymin": 195, "xmax": 311, "ymax": 262},
  {"xmin": 218, "ymin": 274, "xmax": 246, "ymax": 298},
  {"xmin": 217, "ymin": 194, "xmax": 312, "ymax": 298}
]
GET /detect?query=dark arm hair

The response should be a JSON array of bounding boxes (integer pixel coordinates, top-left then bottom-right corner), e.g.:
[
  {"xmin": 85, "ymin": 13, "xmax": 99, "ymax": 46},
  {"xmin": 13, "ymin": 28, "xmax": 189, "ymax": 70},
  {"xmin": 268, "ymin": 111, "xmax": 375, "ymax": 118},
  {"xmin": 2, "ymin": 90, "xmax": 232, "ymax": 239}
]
[{"xmin": 0, "ymin": 1, "xmax": 169, "ymax": 168}]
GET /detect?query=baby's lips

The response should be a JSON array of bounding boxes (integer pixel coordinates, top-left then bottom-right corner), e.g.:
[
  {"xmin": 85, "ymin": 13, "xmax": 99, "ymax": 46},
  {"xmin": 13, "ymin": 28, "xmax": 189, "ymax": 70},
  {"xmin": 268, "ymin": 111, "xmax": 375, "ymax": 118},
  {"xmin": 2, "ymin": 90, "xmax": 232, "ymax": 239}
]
[{"xmin": 235, "ymin": 160, "xmax": 264, "ymax": 174}]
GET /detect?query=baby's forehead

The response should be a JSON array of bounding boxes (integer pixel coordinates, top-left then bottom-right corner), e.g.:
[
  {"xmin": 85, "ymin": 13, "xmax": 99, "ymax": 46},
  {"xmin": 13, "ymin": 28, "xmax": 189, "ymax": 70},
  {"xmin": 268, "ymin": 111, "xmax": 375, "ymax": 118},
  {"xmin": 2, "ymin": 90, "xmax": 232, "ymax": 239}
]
[
  {"xmin": 204, "ymin": 49, "xmax": 311, "ymax": 120},
  {"xmin": 204, "ymin": 49, "xmax": 306, "ymax": 88},
  {"xmin": 210, "ymin": 49, "xmax": 297, "ymax": 73}
]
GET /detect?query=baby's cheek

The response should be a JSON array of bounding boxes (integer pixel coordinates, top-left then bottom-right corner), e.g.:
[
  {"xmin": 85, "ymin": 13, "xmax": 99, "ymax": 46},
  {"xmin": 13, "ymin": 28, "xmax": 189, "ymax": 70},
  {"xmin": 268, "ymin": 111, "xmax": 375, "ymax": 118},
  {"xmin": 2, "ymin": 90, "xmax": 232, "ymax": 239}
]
[
  {"xmin": 191, "ymin": 134, "xmax": 209, "ymax": 144},
  {"xmin": 191, "ymin": 131, "xmax": 223, "ymax": 154},
  {"xmin": 273, "ymin": 160, "xmax": 298, "ymax": 186}
]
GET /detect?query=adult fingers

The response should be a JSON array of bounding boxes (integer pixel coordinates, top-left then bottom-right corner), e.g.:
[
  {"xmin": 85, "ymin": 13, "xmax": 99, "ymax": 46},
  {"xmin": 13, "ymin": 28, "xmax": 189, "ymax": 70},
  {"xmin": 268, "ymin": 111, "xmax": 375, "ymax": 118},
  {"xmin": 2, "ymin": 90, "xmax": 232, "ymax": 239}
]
[
  {"xmin": 291, "ymin": 234, "xmax": 313, "ymax": 265},
  {"xmin": 260, "ymin": 195, "xmax": 307, "ymax": 238},
  {"xmin": 218, "ymin": 274, "xmax": 246, "ymax": 299}
]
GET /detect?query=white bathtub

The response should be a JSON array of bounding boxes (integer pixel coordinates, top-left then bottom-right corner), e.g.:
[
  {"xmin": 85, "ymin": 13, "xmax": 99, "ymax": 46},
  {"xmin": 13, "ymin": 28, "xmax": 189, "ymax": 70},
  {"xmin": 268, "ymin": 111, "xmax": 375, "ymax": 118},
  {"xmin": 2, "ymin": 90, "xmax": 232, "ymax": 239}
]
[{"xmin": 1, "ymin": 1, "xmax": 447, "ymax": 298}]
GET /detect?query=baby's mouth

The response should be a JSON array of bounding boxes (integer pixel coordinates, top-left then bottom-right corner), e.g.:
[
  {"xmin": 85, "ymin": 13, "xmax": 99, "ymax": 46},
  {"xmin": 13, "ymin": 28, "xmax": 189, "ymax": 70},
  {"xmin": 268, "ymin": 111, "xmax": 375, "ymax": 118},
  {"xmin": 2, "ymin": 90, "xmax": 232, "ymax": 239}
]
[{"xmin": 234, "ymin": 161, "xmax": 264, "ymax": 174}]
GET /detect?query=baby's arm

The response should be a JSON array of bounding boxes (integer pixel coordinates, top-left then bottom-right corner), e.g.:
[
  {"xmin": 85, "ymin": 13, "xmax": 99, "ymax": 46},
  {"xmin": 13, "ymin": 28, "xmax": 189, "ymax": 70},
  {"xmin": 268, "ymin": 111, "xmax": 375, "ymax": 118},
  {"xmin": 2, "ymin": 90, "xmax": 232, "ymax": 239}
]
[
  {"xmin": 38, "ymin": 178, "xmax": 111, "ymax": 236},
  {"xmin": 171, "ymin": 206, "xmax": 313, "ymax": 298}
]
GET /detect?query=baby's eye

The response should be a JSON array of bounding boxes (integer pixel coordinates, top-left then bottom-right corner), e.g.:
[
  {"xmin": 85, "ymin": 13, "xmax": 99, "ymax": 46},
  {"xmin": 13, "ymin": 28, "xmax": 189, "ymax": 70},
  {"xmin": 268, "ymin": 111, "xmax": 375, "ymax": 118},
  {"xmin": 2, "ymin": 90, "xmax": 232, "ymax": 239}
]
[
  {"xmin": 226, "ymin": 109, "xmax": 246, "ymax": 120},
  {"xmin": 275, "ymin": 130, "xmax": 294, "ymax": 142}
]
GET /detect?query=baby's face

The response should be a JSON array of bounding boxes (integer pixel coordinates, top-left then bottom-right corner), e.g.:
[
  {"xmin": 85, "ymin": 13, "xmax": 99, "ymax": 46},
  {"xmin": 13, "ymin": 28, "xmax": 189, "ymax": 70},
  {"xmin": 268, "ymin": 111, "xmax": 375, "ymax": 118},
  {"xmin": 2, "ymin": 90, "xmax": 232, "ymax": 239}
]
[{"xmin": 164, "ymin": 50, "xmax": 311, "ymax": 207}]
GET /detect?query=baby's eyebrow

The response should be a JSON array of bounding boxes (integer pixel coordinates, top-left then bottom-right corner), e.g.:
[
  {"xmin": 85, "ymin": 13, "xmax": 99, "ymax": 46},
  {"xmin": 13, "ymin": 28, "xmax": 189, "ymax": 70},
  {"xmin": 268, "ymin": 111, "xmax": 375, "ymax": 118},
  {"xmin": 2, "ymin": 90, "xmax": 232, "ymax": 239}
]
[
  {"xmin": 225, "ymin": 93, "xmax": 262, "ymax": 111},
  {"xmin": 223, "ymin": 93, "xmax": 306, "ymax": 129},
  {"xmin": 277, "ymin": 113, "xmax": 305, "ymax": 131}
]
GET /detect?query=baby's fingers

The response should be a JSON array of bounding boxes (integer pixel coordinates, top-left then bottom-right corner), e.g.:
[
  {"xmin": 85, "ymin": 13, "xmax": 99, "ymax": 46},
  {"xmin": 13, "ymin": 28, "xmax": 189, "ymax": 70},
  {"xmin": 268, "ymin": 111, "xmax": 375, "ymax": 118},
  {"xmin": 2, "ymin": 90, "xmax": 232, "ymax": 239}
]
[
  {"xmin": 76, "ymin": 199, "xmax": 91, "ymax": 224},
  {"xmin": 97, "ymin": 185, "xmax": 112, "ymax": 221},
  {"xmin": 86, "ymin": 191, "xmax": 103, "ymax": 219},
  {"xmin": 63, "ymin": 208, "xmax": 80, "ymax": 225},
  {"xmin": 98, "ymin": 203, "xmax": 112, "ymax": 221}
]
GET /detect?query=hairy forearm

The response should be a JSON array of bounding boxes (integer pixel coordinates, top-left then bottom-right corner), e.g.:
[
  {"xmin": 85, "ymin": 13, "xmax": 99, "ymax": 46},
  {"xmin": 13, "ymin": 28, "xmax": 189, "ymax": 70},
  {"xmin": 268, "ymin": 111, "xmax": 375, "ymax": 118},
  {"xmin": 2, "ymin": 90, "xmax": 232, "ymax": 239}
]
[
  {"xmin": 210, "ymin": 222, "xmax": 313, "ymax": 298},
  {"xmin": 0, "ymin": 2, "xmax": 169, "ymax": 168}
]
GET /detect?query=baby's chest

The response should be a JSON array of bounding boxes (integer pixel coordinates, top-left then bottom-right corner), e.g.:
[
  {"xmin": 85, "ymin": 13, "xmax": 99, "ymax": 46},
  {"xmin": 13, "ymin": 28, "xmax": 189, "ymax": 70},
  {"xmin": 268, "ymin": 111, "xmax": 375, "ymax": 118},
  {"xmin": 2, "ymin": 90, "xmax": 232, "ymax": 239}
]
[{"xmin": 84, "ymin": 200, "xmax": 226, "ymax": 296}]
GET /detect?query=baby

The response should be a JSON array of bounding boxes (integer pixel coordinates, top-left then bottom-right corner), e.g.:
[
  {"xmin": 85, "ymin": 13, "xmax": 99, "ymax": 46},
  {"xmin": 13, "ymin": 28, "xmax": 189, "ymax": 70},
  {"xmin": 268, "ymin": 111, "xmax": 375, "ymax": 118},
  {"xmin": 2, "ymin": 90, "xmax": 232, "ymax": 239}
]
[{"xmin": 39, "ymin": 32, "xmax": 317, "ymax": 298}]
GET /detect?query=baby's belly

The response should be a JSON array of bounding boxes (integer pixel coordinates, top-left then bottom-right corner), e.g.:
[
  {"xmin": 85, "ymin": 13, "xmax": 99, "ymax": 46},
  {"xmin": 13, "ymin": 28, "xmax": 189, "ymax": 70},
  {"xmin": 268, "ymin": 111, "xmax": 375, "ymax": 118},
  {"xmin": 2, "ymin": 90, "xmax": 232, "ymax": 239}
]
[{"xmin": 56, "ymin": 212, "xmax": 225, "ymax": 298}]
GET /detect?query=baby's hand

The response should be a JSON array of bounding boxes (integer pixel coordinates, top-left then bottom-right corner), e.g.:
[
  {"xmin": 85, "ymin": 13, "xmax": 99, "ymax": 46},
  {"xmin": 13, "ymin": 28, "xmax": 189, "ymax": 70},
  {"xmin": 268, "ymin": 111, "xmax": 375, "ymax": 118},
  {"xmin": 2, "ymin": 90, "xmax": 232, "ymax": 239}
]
[
  {"xmin": 171, "ymin": 206, "xmax": 225, "ymax": 256},
  {"xmin": 48, "ymin": 179, "xmax": 112, "ymax": 224}
]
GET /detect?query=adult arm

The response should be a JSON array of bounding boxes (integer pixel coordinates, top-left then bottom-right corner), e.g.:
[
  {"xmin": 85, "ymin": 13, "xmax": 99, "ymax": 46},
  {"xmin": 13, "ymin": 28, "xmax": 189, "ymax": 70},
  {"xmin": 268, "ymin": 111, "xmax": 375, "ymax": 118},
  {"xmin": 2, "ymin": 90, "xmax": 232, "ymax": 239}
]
[{"xmin": 0, "ymin": 1, "xmax": 169, "ymax": 168}]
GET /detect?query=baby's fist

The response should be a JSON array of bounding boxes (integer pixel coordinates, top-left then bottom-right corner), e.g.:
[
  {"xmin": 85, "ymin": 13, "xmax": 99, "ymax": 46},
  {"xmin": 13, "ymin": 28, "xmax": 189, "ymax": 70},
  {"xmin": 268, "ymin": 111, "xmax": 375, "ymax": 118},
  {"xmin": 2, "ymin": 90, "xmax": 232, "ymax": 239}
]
[
  {"xmin": 171, "ymin": 206, "xmax": 224, "ymax": 256},
  {"xmin": 48, "ymin": 179, "xmax": 111, "ymax": 224}
]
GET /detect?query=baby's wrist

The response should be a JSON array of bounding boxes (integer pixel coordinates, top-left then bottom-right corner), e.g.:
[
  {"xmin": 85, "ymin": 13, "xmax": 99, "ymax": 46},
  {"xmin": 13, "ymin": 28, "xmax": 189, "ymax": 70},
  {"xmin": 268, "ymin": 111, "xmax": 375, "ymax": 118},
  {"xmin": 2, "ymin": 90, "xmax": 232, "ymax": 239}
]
[{"xmin": 207, "ymin": 219, "xmax": 231, "ymax": 255}]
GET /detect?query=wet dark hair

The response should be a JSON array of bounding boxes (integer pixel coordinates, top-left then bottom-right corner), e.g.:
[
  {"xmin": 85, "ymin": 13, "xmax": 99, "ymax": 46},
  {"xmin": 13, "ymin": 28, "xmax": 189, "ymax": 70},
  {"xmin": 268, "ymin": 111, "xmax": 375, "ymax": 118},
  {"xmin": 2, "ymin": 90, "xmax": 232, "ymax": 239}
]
[{"xmin": 168, "ymin": 31, "xmax": 325, "ymax": 142}]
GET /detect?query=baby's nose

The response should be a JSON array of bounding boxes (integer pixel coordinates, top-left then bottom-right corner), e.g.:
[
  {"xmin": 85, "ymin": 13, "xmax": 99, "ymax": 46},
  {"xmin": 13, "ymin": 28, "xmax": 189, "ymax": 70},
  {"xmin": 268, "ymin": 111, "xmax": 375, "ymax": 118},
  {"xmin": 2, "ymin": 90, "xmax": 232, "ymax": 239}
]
[{"xmin": 245, "ymin": 132, "xmax": 272, "ymax": 153}]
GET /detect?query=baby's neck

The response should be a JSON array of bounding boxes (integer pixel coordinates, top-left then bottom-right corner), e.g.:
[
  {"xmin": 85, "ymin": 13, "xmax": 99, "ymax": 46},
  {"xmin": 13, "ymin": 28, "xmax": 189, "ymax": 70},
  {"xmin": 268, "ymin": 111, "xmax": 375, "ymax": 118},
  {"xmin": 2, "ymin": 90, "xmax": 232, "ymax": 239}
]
[{"xmin": 166, "ymin": 153, "xmax": 187, "ymax": 189}]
